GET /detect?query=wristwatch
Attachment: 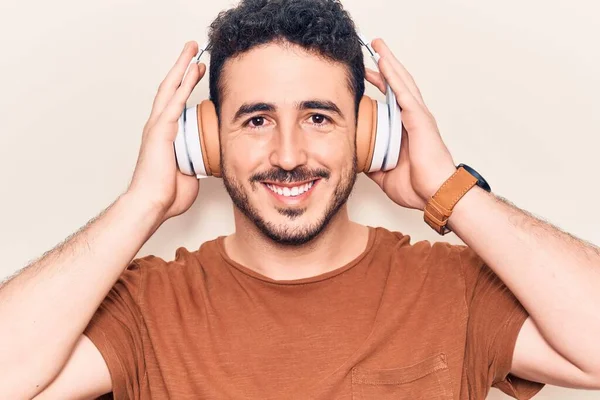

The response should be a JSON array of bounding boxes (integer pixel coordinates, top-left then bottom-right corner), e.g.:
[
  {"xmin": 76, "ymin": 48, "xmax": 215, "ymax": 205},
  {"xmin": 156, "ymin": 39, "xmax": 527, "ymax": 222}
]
[{"xmin": 424, "ymin": 164, "xmax": 491, "ymax": 235}]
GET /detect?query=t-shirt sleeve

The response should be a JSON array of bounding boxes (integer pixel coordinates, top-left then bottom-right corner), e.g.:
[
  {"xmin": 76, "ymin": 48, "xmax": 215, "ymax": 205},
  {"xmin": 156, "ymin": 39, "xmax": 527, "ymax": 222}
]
[
  {"xmin": 83, "ymin": 259, "xmax": 146, "ymax": 400},
  {"xmin": 458, "ymin": 245, "xmax": 545, "ymax": 399}
]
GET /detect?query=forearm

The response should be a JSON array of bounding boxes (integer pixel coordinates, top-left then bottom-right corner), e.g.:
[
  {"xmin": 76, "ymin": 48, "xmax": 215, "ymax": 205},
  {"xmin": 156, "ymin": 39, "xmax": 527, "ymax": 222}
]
[
  {"xmin": 0, "ymin": 192, "xmax": 164, "ymax": 399},
  {"xmin": 449, "ymin": 187, "xmax": 600, "ymax": 374}
]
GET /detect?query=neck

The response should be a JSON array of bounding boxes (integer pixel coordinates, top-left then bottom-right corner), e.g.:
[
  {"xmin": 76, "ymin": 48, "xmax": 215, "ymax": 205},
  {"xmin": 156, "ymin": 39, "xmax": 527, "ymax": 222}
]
[{"xmin": 223, "ymin": 205, "xmax": 370, "ymax": 281}]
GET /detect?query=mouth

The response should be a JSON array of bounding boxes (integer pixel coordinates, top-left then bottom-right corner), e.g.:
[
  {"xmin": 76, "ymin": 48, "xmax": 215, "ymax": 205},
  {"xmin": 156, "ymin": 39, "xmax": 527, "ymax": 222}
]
[{"xmin": 261, "ymin": 179, "xmax": 320, "ymax": 204}]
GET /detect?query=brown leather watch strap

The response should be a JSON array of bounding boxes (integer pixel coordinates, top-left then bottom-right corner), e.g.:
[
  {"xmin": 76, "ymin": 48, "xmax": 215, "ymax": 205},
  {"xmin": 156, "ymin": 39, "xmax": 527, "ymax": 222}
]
[{"xmin": 424, "ymin": 167, "xmax": 478, "ymax": 235}]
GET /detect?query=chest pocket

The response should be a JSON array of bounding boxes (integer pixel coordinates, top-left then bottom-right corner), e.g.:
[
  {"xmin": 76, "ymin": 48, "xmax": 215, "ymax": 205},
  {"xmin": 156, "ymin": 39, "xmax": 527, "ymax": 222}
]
[{"xmin": 351, "ymin": 353, "xmax": 453, "ymax": 400}]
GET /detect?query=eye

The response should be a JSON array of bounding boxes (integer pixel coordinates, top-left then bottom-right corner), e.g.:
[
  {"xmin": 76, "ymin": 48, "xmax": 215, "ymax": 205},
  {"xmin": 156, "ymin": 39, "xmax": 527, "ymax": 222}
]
[
  {"xmin": 308, "ymin": 114, "xmax": 331, "ymax": 126},
  {"xmin": 244, "ymin": 116, "xmax": 268, "ymax": 130}
]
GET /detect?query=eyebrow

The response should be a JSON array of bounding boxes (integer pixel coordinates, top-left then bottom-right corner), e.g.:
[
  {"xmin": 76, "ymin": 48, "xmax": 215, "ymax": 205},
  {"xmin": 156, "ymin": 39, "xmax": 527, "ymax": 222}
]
[{"xmin": 231, "ymin": 99, "xmax": 344, "ymax": 124}]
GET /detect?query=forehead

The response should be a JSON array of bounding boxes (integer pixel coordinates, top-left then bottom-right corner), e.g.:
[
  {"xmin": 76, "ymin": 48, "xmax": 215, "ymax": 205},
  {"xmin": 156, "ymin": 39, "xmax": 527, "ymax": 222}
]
[{"xmin": 219, "ymin": 42, "xmax": 354, "ymax": 113}]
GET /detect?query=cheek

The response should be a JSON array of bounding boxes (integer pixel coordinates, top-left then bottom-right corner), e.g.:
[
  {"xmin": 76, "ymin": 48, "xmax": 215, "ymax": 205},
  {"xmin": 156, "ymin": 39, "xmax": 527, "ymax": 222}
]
[
  {"xmin": 309, "ymin": 130, "xmax": 355, "ymax": 168},
  {"xmin": 223, "ymin": 134, "xmax": 271, "ymax": 175}
]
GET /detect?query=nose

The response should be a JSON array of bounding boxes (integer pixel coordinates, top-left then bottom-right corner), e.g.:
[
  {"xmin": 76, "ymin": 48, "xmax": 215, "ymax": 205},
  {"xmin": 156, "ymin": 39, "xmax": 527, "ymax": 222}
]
[{"xmin": 268, "ymin": 123, "xmax": 308, "ymax": 171}]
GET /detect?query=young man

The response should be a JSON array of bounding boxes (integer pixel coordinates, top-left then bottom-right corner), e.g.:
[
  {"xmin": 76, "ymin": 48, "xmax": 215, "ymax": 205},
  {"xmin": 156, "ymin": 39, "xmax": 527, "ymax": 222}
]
[{"xmin": 1, "ymin": 0, "xmax": 599, "ymax": 399}]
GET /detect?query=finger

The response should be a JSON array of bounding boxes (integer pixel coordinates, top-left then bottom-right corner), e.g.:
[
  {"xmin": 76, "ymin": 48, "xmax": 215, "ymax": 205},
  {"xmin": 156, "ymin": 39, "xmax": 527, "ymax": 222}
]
[
  {"xmin": 365, "ymin": 67, "xmax": 386, "ymax": 94},
  {"xmin": 149, "ymin": 41, "xmax": 200, "ymax": 122},
  {"xmin": 160, "ymin": 62, "xmax": 206, "ymax": 123},
  {"xmin": 398, "ymin": 126, "xmax": 410, "ymax": 168},
  {"xmin": 377, "ymin": 56, "xmax": 421, "ymax": 112},
  {"xmin": 366, "ymin": 170, "xmax": 385, "ymax": 188},
  {"xmin": 371, "ymin": 38, "xmax": 425, "ymax": 106}
]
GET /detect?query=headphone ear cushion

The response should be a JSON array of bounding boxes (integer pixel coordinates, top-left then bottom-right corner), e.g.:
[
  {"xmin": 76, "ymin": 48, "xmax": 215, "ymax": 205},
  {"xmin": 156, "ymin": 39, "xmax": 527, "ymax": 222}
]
[
  {"xmin": 198, "ymin": 100, "xmax": 221, "ymax": 177},
  {"xmin": 356, "ymin": 96, "xmax": 378, "ymax": 173}
]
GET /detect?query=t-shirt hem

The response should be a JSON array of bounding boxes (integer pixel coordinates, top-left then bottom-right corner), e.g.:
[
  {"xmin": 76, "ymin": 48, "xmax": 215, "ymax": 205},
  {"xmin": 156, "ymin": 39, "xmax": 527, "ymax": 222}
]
[
  {"xmin": 84, "ymin": 323, "xmax": 128, "ymax": 400},
  {"xmin": 492, "ymin": 306, "xmax": 545, "ymax": 399}
]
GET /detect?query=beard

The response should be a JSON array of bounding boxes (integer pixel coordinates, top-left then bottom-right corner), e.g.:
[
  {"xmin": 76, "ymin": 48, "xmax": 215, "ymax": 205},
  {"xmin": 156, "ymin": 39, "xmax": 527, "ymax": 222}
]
[{"xmin": 221, "ymin": 154, "xmax": 358, "ymax": 246}]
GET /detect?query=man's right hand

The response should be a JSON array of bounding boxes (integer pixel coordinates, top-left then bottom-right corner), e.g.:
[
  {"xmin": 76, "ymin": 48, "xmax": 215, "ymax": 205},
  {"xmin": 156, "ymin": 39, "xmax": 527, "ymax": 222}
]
[
  {"xmin": 127, "ymin": 41, "xmax": 206, "ymax": 221},
  {"xmin": 0, "ymin": 42, "xmax": 209, "ymax": 400}
]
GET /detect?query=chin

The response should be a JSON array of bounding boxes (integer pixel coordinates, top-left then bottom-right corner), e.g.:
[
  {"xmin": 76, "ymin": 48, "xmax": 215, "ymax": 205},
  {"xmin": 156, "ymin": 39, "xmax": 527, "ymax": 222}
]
[
  {"xmin": 250, "ymin": 202, "xmax": 331, "ymax": 246},
  {"xmin": 221, "ymin": 157, "xmax": 357, "ymax": 246},
  {"xmin": 254, "ymin": 215, "xmax": 331, "ymax": 246}
]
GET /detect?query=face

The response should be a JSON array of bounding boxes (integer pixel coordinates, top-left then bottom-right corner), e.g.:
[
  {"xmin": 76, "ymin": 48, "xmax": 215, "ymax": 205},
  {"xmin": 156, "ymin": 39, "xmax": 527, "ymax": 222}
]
[{"xmin": 218, "ymin": 42, "xmax": 358, "ymax": 246}]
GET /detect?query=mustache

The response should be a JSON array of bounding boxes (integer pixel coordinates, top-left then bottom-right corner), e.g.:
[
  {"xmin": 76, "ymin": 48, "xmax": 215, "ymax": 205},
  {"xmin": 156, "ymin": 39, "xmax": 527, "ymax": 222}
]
[{"xmin": 249, "ymin": 166, "xmax": 330, "ymax": 184}]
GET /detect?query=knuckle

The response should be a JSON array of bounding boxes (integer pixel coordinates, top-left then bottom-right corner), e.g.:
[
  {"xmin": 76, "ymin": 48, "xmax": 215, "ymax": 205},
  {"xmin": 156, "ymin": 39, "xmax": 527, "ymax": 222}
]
[{"xmin": 143, "ymin": 122, "xmax": 154, "ymax": 136}]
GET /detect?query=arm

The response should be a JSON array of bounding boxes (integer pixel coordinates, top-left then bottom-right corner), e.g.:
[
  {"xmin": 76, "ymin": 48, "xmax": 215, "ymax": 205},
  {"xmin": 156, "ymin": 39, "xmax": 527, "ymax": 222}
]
[
  {"xmin": 0, "ymin": 41, "xmax": 205, "ymax": 399},
  {"xmin": 449, "ymin": 188, "xmax": 600, "ymax": 389},
  {"xmin": 31, "ymin": 335, "xmax": 112, "ymax": 400},
  {"xmin": 363, "ymin": 38, "xmax": 600, "ymax": 389},
  {"xmin": 0, "ymin": 193, "xmax": 162, "ymax": 399}
]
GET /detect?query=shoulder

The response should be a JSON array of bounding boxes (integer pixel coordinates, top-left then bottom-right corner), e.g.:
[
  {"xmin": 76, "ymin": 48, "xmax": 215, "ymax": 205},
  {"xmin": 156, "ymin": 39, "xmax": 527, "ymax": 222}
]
[
  {"xmin": 370, "ymin": 227, "xmax": 473, "ymax": 315},
  {"xmin": 127, "ymin": 237, "xmax": 223, "ymax": 289},
  {"xmin": 371, "ymin": 226, "xmax": 487, "ymax": 294},
  {"xmin": 372, "ymin": 226, "xmax": 464, "ymax": 268}
]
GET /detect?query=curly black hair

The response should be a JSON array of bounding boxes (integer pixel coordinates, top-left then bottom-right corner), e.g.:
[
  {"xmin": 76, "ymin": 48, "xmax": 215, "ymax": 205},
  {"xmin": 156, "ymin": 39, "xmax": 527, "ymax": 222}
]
[{"xmin": 207, "ymin": 0, "xmax": 365, "ymax": 122}]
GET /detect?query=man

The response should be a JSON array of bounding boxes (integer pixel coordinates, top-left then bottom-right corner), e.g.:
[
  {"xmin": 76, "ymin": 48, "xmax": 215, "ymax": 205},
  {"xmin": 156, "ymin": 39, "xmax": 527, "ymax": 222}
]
[{"xmin": 1, "ymin": 0, "xmax": 599, "ymax": 399}]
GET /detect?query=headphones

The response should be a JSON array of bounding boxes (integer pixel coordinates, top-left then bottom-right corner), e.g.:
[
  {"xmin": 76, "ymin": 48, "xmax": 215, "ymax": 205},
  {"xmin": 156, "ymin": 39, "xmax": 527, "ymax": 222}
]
[{"xmin": 174, "ymin": 33, "xmax": 402, "ymax": 179}]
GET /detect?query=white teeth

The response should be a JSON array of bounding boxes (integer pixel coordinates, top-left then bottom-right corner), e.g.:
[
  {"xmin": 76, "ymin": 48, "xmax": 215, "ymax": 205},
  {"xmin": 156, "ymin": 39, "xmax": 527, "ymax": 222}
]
[{"xmin": 265, "ymin": 180, "xmax": 316, "ymax": 197}]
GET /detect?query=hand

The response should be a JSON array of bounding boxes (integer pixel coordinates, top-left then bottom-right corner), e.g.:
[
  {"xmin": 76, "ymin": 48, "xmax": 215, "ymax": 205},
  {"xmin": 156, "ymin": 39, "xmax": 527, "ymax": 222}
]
[
  {"xmin": 126, "ymin": 41, "xmax": 206, "ymax": 221},
  {"xmin": 364, "ymin": 38, "xmax": 457, "ymax": 211}
]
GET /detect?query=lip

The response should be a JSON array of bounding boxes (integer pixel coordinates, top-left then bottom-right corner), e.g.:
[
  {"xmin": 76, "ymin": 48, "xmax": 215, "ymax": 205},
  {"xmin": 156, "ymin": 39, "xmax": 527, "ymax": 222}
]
[
  {"xmin": 262, "ymin": 179, "xmax": 320, "ymax": 205},
  {"xmin": 260, "ymin": 178, "xmax": 316, "ymax": 188}
]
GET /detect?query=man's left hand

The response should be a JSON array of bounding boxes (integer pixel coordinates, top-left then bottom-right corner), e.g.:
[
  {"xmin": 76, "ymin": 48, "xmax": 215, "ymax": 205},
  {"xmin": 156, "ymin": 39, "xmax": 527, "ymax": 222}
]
[{"xmin": 364, "ymin": 38, "xmax": 457, "ymax": 211}]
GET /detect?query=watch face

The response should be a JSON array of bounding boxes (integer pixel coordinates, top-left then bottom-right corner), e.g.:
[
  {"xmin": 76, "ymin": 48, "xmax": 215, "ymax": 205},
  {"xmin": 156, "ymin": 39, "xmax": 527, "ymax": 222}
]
[{"xmin": 457, "ymin": 163, "xmax": 491, "ymax": 192}]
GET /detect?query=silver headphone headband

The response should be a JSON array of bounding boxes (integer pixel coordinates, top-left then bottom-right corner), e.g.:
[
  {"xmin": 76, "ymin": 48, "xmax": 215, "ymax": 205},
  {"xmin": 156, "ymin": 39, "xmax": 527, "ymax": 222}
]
[{"xmin": 183, "ymin": 35, "xmax": 383, "ymax": 80}]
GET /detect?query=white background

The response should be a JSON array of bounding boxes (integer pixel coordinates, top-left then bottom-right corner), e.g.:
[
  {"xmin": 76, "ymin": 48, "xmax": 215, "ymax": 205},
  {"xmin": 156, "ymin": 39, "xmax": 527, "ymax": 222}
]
[{"xmin": 0, "ymin": 0, "xmax": 598, "ymax": 397}]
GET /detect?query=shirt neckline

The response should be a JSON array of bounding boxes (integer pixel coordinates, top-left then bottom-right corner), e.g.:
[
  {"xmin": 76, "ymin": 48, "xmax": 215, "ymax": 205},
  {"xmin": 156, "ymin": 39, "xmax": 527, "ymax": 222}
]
[{"xmin": 215, "ymin": 226, "xmax": 379, "ymax": 285}]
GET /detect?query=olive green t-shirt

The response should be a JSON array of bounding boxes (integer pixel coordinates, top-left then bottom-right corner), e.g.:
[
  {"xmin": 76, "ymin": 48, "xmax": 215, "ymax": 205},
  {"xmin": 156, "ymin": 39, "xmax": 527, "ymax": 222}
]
[{"xmin": 85, "ymin": 226, "xmax": 545, "ymax": 399}]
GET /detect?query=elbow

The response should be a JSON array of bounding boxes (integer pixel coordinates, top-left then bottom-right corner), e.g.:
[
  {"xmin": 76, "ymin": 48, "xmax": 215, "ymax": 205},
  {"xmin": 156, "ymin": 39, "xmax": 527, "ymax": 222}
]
[
  {"xmin": 589, "ymin": 372, "xmax": 600, "ymax": 390},
  {"xmin": 575, "ymin": 367, "xmax": 600, "ymax": 390}
]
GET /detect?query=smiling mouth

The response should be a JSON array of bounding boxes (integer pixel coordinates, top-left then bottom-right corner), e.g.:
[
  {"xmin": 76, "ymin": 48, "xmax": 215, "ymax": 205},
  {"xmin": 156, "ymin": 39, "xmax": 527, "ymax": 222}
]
[{"xmin": 261, "ymin": 179, "xmax": 320, "ymax": 199}]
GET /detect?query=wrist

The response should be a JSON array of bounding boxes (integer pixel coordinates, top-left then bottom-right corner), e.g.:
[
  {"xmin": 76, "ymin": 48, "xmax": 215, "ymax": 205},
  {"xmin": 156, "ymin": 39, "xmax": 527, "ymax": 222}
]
[
  {"xmin": 447, "ymin": 185, "xmax": 493, "ymax": 232},
  {"xmin": 118, "ymin": 191, "xmax": 168, "ymax": 228},
  {"xmin": 423, "ymin": 165, "xmax": 488, "ymax": 235},
  {"xmin": 418, "ymin": 167, "xmax": 458, "ymax": 209}
]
